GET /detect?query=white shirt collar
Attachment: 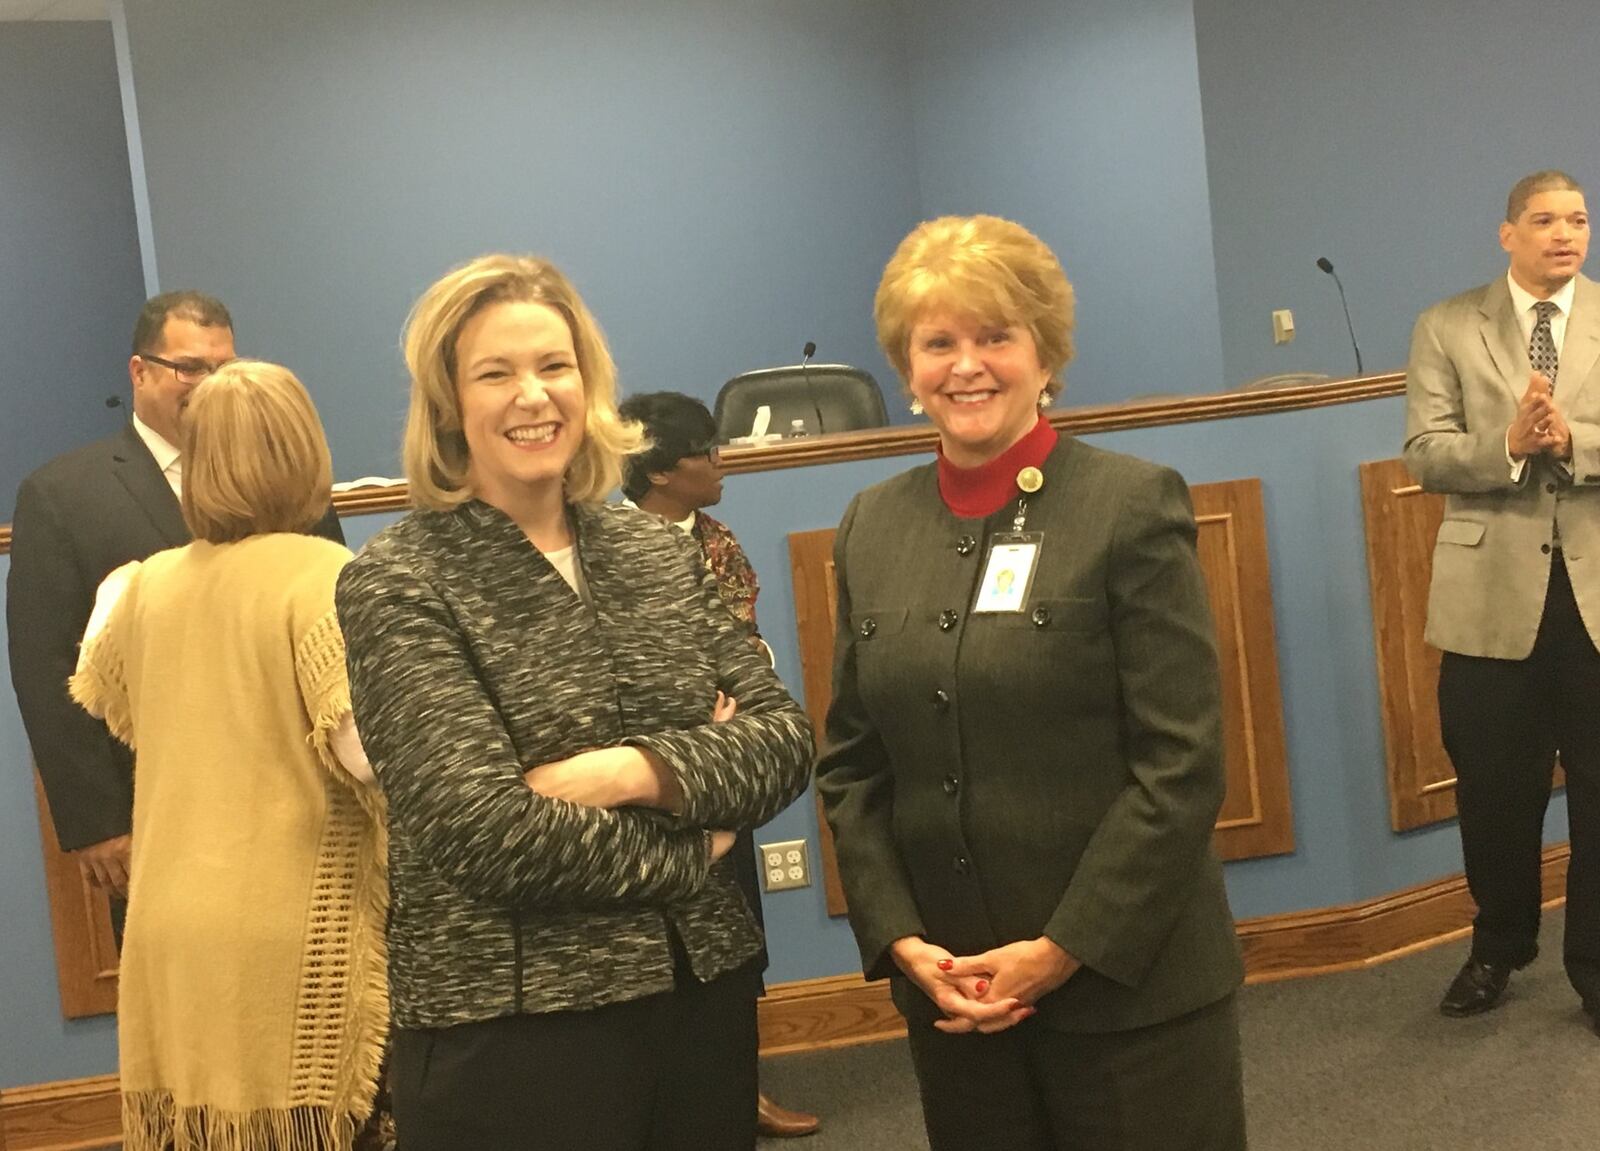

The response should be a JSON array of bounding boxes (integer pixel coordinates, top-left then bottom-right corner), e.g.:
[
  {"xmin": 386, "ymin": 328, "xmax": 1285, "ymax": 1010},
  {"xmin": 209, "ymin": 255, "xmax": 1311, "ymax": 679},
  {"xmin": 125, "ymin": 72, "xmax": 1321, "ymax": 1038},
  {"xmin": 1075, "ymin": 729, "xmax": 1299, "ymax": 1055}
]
[
  {"xmin": 130, "ymin": 413, "xmax": 181, "ymax": 474},
  {"xmin": 620, "ymin": 497, "xmax": 696, "ymax": 536},
  {"xmin": 1506, "ymin": 270, "xmax": 1577, "ymax": 318}
]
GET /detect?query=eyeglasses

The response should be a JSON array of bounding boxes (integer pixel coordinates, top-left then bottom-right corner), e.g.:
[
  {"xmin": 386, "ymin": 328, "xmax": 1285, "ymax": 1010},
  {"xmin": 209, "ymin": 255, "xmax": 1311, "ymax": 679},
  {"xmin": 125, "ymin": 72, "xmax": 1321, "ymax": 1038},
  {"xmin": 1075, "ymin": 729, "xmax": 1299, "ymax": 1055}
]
[{"xmin": 140, "ymin": 353, "xmax": 232, "ymax": 384}]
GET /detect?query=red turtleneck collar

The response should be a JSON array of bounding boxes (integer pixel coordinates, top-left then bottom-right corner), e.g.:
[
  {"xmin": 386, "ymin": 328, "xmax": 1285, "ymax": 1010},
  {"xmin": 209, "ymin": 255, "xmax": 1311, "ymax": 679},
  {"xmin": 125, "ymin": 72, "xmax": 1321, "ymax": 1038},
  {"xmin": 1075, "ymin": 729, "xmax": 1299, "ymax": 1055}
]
[{"xmin": 936, "ymin": 416, "xmax": 1059, "ymax": 518}]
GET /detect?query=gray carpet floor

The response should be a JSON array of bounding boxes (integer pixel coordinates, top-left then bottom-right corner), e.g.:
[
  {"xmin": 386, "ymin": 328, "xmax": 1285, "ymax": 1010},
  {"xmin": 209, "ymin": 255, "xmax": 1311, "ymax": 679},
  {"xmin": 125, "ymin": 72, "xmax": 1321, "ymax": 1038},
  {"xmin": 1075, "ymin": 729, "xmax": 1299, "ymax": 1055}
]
[{"xmin": 758, "ymin": 909, "xmax": 1600, "ymax": 1149}]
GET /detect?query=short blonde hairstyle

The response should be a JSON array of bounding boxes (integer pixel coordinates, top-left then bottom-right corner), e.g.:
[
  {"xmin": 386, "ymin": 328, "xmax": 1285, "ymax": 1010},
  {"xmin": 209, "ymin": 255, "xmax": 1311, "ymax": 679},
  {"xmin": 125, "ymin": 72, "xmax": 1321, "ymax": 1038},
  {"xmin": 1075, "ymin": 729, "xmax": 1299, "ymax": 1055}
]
[
  {"xmin": 875, "ymin": 215, "xmax": 1076, "ymax": 399},
  {"xmin": 401, "ymin": 254, "xmax": 642, "ymax": 509},
  {"xmin": 180, "ymin": 360, "xmax": 333, "ymax": 543}
]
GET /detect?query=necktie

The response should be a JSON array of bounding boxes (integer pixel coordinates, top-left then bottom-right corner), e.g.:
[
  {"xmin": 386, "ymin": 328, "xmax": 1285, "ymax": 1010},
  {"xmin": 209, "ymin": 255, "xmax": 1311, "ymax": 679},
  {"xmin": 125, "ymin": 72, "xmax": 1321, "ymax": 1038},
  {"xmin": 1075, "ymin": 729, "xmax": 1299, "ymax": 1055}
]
[{"xmin": 1530, "ymin": 300, "xmax": 1560, "ymax": 390}]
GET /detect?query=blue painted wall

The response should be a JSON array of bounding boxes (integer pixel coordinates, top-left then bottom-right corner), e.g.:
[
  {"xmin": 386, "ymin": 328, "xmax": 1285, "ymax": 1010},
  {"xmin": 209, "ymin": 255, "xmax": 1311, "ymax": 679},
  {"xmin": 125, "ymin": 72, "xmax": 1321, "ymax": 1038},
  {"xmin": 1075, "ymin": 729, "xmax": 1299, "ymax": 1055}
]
[
  {"xmin": 1195, "ymin": 0, "xmax": 1600, "ymax": 388},
  {"xmin": 0, "ymin": 23, "xmax": 147, "ymax": 521},
  {"xmin": 903, "ymin": 0, "xmax": 1227, "ymax": 403},
  {"xmin": 117, "ymin": 0, "xmax": 923, "ymax": 481}
]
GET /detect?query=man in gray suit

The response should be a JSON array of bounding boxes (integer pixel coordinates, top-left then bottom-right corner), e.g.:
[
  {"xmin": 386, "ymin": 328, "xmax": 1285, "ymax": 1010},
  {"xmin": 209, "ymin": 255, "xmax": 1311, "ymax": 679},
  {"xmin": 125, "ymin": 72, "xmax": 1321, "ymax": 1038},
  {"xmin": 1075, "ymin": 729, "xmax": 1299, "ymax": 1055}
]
[{"xmin": 1404, "ymin": 169, "xmax": 1599, "ymax": 1033}]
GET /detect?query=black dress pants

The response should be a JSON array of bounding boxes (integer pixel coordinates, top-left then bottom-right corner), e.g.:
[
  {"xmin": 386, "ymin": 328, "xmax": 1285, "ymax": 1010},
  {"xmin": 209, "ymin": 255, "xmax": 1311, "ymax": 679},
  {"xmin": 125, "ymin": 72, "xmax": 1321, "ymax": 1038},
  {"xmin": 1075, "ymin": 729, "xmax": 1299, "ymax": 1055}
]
[
  {"xmin": 904, "ymin": 993, "xmax": 1246, "ymax": 1151},
  {"xmin": 389, "ymin": 959, "xmax": 761, "ymax": 1151},
  {"xmin": 1438, "ymin": 554, "xmax": 1600, "ymax": 1005}
]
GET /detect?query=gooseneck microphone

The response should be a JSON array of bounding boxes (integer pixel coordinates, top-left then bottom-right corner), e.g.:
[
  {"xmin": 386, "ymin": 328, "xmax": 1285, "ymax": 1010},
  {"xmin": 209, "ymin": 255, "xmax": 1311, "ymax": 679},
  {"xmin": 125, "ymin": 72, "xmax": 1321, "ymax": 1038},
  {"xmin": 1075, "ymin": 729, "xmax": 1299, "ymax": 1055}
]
[
  {"xmin": 1316, "ymin": 256, "xmax": 1364, "ymax": 375},
  {"xmin": 800, "ymin": 340, "xmax": 825, "ymax": 435}
]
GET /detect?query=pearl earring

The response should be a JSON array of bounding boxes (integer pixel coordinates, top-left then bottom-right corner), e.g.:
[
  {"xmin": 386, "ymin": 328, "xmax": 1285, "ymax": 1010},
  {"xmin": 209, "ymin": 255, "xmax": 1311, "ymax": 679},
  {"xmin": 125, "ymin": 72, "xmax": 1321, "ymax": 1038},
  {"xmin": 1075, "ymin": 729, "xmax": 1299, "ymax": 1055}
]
[{"xmin": 910, "ymin": 399, "xmax": 924, "ymax": 416}]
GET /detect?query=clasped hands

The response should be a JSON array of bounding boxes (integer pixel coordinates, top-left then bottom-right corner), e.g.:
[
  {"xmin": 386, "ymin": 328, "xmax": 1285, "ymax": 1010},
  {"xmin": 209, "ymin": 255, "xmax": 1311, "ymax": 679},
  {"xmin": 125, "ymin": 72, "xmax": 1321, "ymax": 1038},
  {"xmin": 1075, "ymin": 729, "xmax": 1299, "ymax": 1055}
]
[
  {"xmin": 1509, "ymin": 372, "xmax": 1573, "ymax": 461},
  {"xmin": 520, "ymin": 692, "xmax": 738, "ymax": 863},
  {"xmin": 890, "ymin": 934, "xmax": 1081, "ymax": 1035}
]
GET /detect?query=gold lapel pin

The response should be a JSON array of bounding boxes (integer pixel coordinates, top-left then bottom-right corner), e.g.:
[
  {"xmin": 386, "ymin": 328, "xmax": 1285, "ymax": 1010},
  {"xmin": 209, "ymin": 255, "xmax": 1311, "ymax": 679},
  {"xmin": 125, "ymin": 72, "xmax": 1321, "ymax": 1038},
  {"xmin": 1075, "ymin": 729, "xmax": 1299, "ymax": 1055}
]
[{"xmin": 1017, "ymin": 466, "xmax": 1044, "ymax": 494}]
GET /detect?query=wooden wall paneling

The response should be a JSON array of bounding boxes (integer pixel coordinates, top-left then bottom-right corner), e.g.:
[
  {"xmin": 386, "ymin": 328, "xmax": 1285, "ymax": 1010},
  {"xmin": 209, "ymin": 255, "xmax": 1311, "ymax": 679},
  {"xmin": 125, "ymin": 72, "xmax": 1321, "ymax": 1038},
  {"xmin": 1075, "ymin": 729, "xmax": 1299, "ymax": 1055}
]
[
  {"xmin": 1359, "ymin": 459, "xmax": 1457, "ymax": 831},
  {"xmin": 31, "ymin": 774, "xmax": 118, "ymax": 1018},
  {"xmin": 787, "ymin": 477, "xmax": 1296, "ymax": 922},
  {"xmin": 0, "ymin": 1074, "xmax": 121, "ymax": 1151},
  {"xmin": 1360, "ymin": 458, "xmax": 1565, "ymax": 832},
  {"xmin": 787, "ymin": 528, "xmax": 849, "ymax": 917},
  {"xmin": 1191, "ymin": 479, "xmax": 1295, "ymax": 861}
]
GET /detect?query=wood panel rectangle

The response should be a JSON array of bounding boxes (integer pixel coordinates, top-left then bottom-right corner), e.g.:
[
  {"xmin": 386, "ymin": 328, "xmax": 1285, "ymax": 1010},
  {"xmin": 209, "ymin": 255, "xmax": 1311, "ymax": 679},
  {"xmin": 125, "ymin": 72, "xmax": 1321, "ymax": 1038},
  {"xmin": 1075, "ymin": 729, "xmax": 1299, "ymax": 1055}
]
[
  {"xmin": 1359, "ymin": 458, "xmax": 1456, "ymax": 831},
  {"xmin": 789, "ymin": 477, "xmax": 1295, "ymax": 921},
  {"xmin": 32, "ymin": 774, "xmax": 118, "ymax": 1019}
]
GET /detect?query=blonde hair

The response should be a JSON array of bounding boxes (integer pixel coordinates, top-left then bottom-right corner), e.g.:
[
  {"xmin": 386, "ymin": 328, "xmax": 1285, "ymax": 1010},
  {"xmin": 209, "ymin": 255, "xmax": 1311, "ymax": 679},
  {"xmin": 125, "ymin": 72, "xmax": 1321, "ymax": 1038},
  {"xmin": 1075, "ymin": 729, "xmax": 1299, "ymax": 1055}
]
[
  {"xmin": 180, "ymin": 360, "xmax": 334, "ymax": 543},
  {"xmin": 875, "ymin": 215, "xmax": 1076, "ymax": 399},
  {"xmin": 401, "ymin": 254, "xmax": 641, "ymax": 509},
  {"xmin": 1506, "ymin": 170, "xmax": 1585, "ymax": 223}
]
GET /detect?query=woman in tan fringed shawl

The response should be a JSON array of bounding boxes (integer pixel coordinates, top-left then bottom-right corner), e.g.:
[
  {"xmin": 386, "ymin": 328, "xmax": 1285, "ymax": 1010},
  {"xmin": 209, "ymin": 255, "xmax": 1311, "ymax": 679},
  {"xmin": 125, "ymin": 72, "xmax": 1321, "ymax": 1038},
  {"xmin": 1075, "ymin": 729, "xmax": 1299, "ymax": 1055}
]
[{"xmin": 70, "ymin": 361, "xmax": 388, "ymax": 1151}]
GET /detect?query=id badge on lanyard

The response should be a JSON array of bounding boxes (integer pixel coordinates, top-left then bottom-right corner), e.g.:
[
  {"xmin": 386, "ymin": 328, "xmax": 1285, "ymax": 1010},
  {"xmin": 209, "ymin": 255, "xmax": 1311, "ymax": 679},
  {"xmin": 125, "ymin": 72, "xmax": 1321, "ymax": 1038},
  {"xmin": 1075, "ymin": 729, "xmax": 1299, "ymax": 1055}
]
[{"xmin": 971, "ymin": 465, "xmax": 1046, "ymax": 615}]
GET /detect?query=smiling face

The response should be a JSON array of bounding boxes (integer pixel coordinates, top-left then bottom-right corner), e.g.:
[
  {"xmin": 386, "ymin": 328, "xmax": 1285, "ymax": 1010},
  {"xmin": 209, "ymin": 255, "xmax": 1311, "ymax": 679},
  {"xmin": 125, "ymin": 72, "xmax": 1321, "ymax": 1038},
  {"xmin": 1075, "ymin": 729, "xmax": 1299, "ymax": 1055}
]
[
  {"xmin": 1501, "ymin": 188, "xmax": 1590, "ymax": 297},
  {"xmin": 907, "ymin": 310, "xmax": 1051, "ymax": 468},
  {"xmin": 455, "ymin": 300, "xmax": 586, "ymax": 519}
]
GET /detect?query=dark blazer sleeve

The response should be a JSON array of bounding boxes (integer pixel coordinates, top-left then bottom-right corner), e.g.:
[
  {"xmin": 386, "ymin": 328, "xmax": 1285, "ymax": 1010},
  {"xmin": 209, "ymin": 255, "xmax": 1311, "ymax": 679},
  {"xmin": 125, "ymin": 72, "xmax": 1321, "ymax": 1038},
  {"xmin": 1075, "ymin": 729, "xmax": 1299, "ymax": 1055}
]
[
  {"xmin": 6, "ymin": 475, "xmax": 134, "ymax": 850},
  {"xmin": 308, "ymin": 502, "xmax": 346, "ymax": 545},
  {"xmin": 1042, "ymin": 466, "xmax": 1227, "ymax": 987},
  {"xmin": 337, "ymin": 550, "xmax": 715, "ymax": 911},
  {"xmin": 625, "ymin": 526, "xmax": 813, "ymax": 833},
  {"xmin": 814, "ymin": 494, "xmax": 927, "ymax": 979}
]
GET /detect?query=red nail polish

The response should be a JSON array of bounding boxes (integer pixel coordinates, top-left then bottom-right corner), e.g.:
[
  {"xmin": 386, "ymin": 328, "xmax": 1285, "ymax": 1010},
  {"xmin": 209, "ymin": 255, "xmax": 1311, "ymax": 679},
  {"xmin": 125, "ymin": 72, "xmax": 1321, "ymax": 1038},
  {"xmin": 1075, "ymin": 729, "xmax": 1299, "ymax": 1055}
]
[
  {"xmin": 975, "ymin": 980, "xmax": 989, "ymax": 994},
  {"xmin": 937, "ymin": 959, "xmax": 953, "ymax": 971}
]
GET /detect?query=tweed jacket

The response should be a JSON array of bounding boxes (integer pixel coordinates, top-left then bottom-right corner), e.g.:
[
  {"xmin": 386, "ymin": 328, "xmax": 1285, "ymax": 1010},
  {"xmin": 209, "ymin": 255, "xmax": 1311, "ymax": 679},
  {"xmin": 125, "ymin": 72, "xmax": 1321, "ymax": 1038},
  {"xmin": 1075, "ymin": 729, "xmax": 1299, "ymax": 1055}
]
[
  {"xmin": 1404, "ymin": 272, "xmax": 1600, "ymax": 659},
  {"xmin": 7, "ymin": 423, "xmax": 343, "ymax": 851},
  {"xmin": 336, "ymin": 499, "xmax": 812, "ymax": 1031},
  {"xmin": 817, "ymin": 436, "xmax": 1243, "ymax": 1034}
]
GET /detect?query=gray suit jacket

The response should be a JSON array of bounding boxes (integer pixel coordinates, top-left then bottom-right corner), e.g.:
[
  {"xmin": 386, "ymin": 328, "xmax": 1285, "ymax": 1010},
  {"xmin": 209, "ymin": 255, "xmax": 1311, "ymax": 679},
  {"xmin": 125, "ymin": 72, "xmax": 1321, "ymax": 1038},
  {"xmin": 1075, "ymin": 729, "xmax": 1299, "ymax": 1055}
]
[
  {"xmin": 816, "ymin": 437, "xmax": 1242, "ymax": 1034},
  {"xmin": 1404, "ymin": 273, "xmax": 1600, "ymax": 659}
]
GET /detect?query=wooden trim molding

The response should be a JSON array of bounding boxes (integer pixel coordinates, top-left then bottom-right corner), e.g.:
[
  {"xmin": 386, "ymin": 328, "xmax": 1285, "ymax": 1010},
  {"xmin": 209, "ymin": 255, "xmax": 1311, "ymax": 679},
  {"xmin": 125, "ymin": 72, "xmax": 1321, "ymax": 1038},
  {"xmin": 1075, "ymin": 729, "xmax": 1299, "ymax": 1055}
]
[
  {"xmin": 0, "ymin": 1073, "xmax": 120, "ymax": 1151},
  {"xmin": 2, "ymin": 844, "xmax": 1571, "ymax": 1147},
  {"xmin": 0, "ymin": 374, "xmax": 1407, "ymax": 557},
  {"xmin": 756, "ymin": 844, "xmax": 1572, "ymax": 1053}
]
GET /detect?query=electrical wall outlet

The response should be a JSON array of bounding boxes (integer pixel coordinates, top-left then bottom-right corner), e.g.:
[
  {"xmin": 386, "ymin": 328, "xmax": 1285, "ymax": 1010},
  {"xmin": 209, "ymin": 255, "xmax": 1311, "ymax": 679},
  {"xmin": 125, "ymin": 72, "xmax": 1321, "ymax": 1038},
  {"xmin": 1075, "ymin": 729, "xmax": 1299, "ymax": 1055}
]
[
  {"xmin": 759, "ymin": 839, "xmax": 811, "ymax": 892},
  {"xmin": 1272, "ymin": 308, "xmax": 1296, "ymax": 345}
]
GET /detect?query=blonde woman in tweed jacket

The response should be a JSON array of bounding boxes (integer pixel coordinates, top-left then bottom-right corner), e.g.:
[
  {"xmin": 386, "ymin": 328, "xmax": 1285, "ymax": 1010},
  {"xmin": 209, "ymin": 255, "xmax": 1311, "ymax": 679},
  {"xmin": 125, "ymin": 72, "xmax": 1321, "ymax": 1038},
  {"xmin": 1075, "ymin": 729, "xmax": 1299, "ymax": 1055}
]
[{"xmin": 336, "ymin": 255, "xmax": 814, "ymax": 1151}]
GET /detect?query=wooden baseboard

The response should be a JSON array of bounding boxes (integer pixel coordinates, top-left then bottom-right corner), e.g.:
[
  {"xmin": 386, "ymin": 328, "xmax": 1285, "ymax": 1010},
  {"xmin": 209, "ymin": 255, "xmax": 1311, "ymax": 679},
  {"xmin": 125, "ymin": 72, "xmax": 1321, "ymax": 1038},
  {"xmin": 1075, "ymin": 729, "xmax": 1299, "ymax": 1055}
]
[
  {"xmin": 1238, "ymin": 842, "xmax": 1569, "ymax": 982},
  {"xmin": 2, "ymin": 845, "xmax": 1572, "ymax": 1146},
  {"xmin": 0, "ymin": 1074, "xmax": 119, "ymax": 1151},
  {"xmin": 758, "ymin": 843, "xmax": 1573, "ymax": 1054}
]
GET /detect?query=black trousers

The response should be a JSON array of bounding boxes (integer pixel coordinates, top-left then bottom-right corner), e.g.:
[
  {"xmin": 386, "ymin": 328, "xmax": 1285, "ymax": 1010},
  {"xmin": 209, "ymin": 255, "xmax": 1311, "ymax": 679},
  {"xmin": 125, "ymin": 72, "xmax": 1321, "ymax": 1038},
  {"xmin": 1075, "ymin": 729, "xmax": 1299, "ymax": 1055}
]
[
  {"xmin": 904, "ymin": 993, "xmax": 1245, "ymax": 1151},
  {"xmin": 389, "ymin": 959, "xmax": 761, "ymax": 1151},
  {"xmin": 1438, "ymin": 555, "xmax": 1600, "ymax": 1006}
]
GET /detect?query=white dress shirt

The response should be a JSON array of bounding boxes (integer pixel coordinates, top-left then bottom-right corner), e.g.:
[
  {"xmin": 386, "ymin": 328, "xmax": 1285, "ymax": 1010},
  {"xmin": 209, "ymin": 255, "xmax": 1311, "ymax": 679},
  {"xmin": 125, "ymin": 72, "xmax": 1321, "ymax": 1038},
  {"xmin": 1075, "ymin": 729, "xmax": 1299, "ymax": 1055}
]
[{"xmin": 131, "ymin": 413, "xmax": 183, "ymax": 497}]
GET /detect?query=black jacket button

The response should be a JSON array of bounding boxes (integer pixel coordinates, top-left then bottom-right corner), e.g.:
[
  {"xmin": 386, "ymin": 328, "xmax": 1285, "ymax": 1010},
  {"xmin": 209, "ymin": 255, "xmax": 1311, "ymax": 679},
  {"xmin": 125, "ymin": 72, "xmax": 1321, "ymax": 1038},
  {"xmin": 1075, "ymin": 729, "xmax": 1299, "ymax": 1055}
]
[
  {"xmin": 1031, "ymin": 605, "xmax": 1051, "ymax": 627},
  {"xmin": 956, "ymin": 535, "xmax": 976, "ymax": 556},
  {"xmin": 939, "ymin": 609, "xmax": 958, "ymax": 631},
  {"xmin": 942, "ymin": 774, "xmax": 959, "ymax": 795},
  {"xmin": 1542, "ymin": 544, "xmax": 1552, "ymax": 555},
  {"xmin": 953, "ymin": 855, "xmax": 970, "ymax": 875},
  {"xmin": 859, "ymin": 617, "xmax": 877, "ymax": 637},
  {"xmin": 932, "ymin": 689, "xmax": 950, "ymax": 712}
]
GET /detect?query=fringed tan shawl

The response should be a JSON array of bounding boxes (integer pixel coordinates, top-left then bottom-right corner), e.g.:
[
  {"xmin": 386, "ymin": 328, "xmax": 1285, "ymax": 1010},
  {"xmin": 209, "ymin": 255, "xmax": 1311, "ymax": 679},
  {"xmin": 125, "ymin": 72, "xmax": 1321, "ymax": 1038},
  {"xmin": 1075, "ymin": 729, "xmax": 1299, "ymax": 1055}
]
[{"xmin": 70, "ymin": 534, "xmax": 387, "ymax": 1151}]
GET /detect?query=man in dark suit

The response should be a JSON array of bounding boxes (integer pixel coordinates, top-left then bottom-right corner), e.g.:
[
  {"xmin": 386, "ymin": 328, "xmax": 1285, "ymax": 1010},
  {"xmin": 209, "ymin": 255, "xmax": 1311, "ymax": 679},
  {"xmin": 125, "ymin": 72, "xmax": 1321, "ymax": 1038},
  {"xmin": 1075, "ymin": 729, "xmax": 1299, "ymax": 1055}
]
[
  {"xmin": 1404, "ymin": 170, "xmax": 1600, "ymax": 1034},
  {"xmin": 7, "ymin": 291, "xmax": 344, "ymax": 904}
]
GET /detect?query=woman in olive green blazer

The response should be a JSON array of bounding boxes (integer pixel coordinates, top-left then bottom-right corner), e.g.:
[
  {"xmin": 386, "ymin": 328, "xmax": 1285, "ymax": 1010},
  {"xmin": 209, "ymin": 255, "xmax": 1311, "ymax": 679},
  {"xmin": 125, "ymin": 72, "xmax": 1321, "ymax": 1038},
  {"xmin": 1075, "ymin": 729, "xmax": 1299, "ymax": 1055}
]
[{"xmin": 817, "ymin": 215, "xmax": 1246, "ymax": 1151}]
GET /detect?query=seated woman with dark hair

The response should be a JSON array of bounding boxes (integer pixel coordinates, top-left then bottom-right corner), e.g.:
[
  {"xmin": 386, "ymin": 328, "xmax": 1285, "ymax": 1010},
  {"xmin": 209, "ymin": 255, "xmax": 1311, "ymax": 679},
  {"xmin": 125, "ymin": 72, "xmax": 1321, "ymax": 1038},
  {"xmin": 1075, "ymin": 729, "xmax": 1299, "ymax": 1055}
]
[
  {"xmin": 619, "ymin": 389, "xmax": 821, "ymax": 1139},
  {"xmin": 71, "ymin": 361, "xmax": 387, "ymax": 1151}
]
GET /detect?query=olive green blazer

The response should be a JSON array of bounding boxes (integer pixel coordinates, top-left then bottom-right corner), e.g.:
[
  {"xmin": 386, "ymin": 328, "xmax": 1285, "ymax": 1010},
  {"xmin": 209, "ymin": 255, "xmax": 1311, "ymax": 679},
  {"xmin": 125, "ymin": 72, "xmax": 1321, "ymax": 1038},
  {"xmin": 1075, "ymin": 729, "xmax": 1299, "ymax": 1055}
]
[{"xmin": 816, "ymin": 435, "xmax": 1243, "ymax": 1034}]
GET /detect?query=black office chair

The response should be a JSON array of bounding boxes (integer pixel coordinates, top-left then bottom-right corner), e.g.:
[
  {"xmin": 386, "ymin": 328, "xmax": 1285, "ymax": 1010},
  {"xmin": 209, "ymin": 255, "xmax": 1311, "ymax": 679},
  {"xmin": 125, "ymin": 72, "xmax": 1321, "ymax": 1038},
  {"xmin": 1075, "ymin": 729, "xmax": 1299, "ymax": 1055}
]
[{"xmin": 713, "ymin": 364, "xmax": 888, "ymax": 442}]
